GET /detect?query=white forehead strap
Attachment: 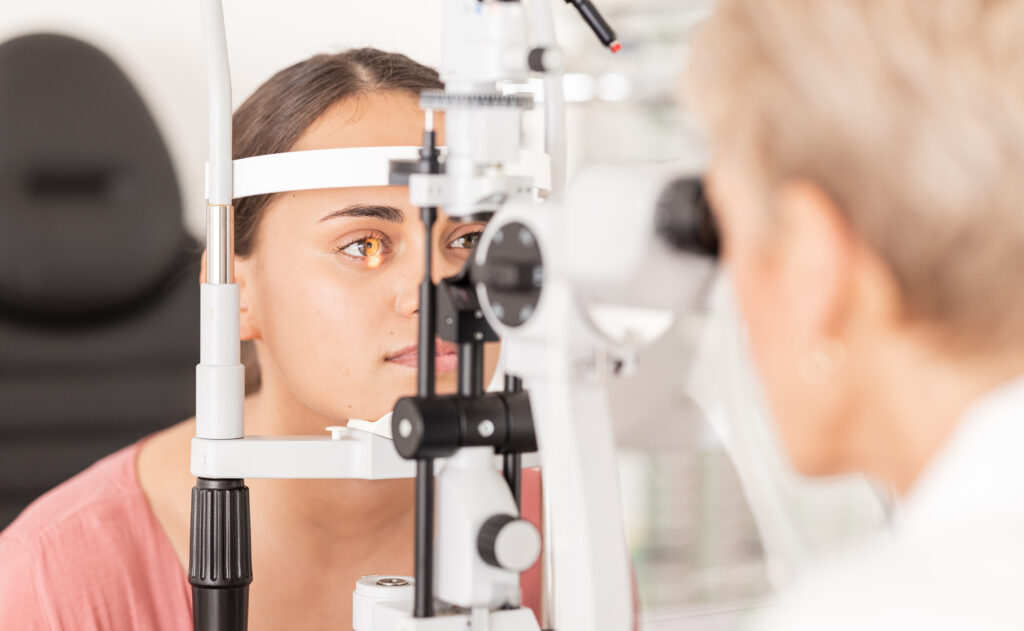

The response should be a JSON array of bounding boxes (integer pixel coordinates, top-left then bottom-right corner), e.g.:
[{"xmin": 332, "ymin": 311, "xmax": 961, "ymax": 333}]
[{"xmin": 205, "ymin": 146, "xmax": 551, "ymax": 200}]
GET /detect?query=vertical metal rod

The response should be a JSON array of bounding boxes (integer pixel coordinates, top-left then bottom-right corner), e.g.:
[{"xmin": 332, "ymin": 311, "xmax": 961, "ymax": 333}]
[
  {"xmin": 418, "ymin": 205, "xmax": 437, "ymax": 398},
  {"xmin": 503, "ymin": 453, "xmax": 523, "ymax": 508},
  {"xmin": 415, "ymin": 204, "xmax": 436, "ymax": 619},
  {"xmin": 503, "ymin": 375, "xmax": 523, "ymax": 507},
  {"xmin": 458, "ymin": 342, "xmax": 485, "ymax": 397},
  {"xmin": 413, "ymin": 112, "xmax": 440, "ymax": 618},
  {"xmin": 414, "ymin": 459, "xmax": 434, "ymax": 618},
  {"xmin": 206, "ymin": 204, "xmax": 234, "ymax": 285}
]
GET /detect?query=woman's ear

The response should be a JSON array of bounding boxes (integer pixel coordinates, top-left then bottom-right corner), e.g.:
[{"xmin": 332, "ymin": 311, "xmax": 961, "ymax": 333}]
[
  {"xmin": 200, "ymin": 248, "xmax": 261, "ymax": 342},
  {"xmin": 234, "ymin": 257, "xmax": 261, "ymax": 342}
]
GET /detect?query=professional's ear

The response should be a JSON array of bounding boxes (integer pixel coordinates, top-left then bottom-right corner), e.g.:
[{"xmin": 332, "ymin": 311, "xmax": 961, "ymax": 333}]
[
  {"xmin": 199, "ymin": 249, "xmax": 260, "ymax": 342},
  {"xmin": 773, "ymin": 180, "xmax": 856, "ymax": 346}
]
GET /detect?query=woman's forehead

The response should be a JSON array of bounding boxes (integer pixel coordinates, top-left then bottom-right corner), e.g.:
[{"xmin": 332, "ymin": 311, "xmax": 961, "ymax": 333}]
[{"xmin": 292, "ymin": 92, "xmax": 445, "ymax": 151}]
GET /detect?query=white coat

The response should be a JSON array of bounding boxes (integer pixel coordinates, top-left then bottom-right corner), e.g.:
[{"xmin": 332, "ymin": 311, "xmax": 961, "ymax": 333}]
[{"xmin": 753, "ymin": 375, "xmax": 1024, "ymax": 630}]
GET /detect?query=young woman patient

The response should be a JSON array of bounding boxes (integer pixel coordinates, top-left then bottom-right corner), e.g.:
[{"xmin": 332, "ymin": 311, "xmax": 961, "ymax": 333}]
[{"xmin": 0, "ymin": 49, "xmax": 541, "ymax": 630}]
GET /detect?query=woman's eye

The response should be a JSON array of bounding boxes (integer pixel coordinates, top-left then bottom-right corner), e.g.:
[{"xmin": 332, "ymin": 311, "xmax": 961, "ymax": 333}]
[
  {"xmin": 339, "ymin": 236, "xmax": 386, "ymax": 258},
  {"xmin": 448, "ymin": 231, "xmax": 483, "ymax": 250}
]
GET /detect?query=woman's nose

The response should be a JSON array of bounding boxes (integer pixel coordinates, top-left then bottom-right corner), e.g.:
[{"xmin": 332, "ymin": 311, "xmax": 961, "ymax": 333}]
[
  {"xmin": 394, "ymin": 276, "xmax": 419, "ymax": 317},
  {"xmin": 393, "ymin": 242, "xmax": 452, "ymax": 317}
]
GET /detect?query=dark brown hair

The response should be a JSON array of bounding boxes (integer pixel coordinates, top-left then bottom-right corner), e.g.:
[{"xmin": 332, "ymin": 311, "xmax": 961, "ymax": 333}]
[{"xmin": 232, "ymin": 49, "xmax": 443, "ymax": 392}]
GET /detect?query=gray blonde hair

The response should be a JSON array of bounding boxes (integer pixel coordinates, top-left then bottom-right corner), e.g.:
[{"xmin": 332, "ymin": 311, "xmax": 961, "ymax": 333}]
[{"xmin": 684, "ymin": 0, "xmax": 1024, "ymax": 353}]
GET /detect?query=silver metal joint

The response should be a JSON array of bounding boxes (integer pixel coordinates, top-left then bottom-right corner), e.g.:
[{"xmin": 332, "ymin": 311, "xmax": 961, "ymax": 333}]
[
  {"xmin": 376, "ymin": 577, "xmax": 410, "ymax": 587},
  {"xmin": 206, "ymin": 204, "xmax": 235, "ymax": 284}
]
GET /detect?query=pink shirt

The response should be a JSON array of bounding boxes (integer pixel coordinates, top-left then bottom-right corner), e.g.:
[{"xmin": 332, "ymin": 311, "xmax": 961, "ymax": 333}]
[
  {"xmin": 0, "ymin": 441, "xmax": 192, "ymax": 630},
  {"xmin": 0, "ymin": 440, "xmax": 543, "ymax": 629}
]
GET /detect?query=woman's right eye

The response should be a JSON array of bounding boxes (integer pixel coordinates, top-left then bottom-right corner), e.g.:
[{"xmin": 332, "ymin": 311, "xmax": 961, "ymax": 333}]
[
  {"xmin": 339, "ymin": 236, "xmax": 385, "ymax": 258},
  {"xmin": 334, "ymin": 234, "xmax": 392, "ymax": 269}
]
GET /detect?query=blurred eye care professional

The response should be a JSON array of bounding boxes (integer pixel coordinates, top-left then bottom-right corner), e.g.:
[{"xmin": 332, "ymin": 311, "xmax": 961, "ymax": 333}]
[{"xmin": 685, "ymin": 1, "xmax": 1024, "ymax": 629}]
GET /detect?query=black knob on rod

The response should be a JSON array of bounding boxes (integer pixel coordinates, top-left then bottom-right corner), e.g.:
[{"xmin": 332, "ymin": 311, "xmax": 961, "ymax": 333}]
[{"xmin": 188, "ymin": 478, "xmax": 252, "ymax": 631}]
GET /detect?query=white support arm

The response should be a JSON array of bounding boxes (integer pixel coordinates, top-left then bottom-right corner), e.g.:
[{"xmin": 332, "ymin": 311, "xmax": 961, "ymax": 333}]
[
  {"xmin": 191, "ymin": 421, "xmax": 540, "ymax": 479},
  {"xmin": 207, "ymin": 147, "xmax": 552, "ymax": 200},
  {"xmin": 191, "ymin": 430, "xmax": 416, "ymax": 479}
]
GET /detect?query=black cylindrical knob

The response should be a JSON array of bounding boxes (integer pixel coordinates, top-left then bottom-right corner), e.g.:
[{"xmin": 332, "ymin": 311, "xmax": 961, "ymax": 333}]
[
  {"xmin": 392, "ymin": 396, "xmax": 461, "ymax": 459},
  {"xmin": 189, "ymin": 478, "xmax": 252, "ymax": 631},
  {"xmin": 459, "ymin": 395, "xmax": 510, "ymax": 448}
]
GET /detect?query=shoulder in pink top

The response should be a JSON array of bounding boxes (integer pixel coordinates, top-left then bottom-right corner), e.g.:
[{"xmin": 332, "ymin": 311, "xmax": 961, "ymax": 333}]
[
  {"xmin": 0, "ymin": 442, "xmax": 545, "ymax": 630},
  {"xmin": 0, "ymin": 441, "xmax": 192, "ymax": 631}
]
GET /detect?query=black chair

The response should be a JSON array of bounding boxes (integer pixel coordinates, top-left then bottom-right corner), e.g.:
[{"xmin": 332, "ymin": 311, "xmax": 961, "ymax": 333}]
[{"xmin": 0, "ymin": 34, "xmax": 200, "ymax": 527}]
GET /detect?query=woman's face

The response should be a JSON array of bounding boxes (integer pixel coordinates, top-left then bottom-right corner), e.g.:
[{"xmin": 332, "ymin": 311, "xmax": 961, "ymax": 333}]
[{"xmin": 237, "ymin": 91, "xmax": 499, "ymax": 428}]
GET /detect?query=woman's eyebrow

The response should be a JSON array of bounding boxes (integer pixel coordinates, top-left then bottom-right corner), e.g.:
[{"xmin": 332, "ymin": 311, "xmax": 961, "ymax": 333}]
[
  {"xmin": 319, "ymin": 204, "xmax": 404, "ymax": 223},
  {"xmin": 441, "ymin": 215, "xmax": 488, "ymax": 227}
]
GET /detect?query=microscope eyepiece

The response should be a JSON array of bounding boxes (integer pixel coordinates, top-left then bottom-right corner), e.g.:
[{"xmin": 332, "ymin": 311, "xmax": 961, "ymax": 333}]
[{"xmin": 655, "ymin": 177, "xmax": 720, "ymax": 259}]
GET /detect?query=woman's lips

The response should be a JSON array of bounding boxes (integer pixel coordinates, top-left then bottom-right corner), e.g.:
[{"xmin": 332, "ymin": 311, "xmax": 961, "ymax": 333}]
[{"xmin": 386, "ymin": 340, "xmax": 459, "ymax": 373}]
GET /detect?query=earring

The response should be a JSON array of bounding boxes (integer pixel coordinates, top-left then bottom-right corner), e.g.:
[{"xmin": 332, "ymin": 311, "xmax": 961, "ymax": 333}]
[{"xmin": 798, "ymin": 338, "xmax": 847, "ymax": 386}]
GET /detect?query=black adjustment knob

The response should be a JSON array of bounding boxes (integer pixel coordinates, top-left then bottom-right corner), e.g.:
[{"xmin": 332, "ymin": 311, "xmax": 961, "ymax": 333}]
[
  {"xmin": 498, "ymin": 391, "xmax": 537, "ymax": 454},
  {"xmin": 477, "ymin": 514, "xmax": 542, "ymax": 572},
  {"xmin": 528, "ymin": 47, "xmax": 565, "ymax": 73},
  {"xmin": 188, "ymin": 478, "xmax": 252, "ymax": 631},
  {"xmin": 392, "ymin": 396, "xmax": 461, "ymax": 459},
  {"xmin": 655, "ymin": 177, "xmax": 720, "ymax": 258}
]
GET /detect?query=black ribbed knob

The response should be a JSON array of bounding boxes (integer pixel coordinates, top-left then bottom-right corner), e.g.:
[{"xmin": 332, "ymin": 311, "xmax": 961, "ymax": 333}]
[{"xmin": 188, "ymin": 478, "xmax": 252, "ymax": 631}]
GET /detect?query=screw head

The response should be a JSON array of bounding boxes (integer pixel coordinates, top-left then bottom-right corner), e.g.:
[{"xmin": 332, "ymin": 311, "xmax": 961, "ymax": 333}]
[
  {"xmin": 398, "ymin": 418, "xmax": 413, "ymax": 439},
  {"xmin": 376, "ymin": 577, "xmax": 410, "ymax": 587},
  {"xmin": 518, "ymin": 228, "xmax": 535, "ymax": 248},
  {"xmin": 478, "ymin": 419, "xmax": 495, "ymax": 438},
  {"xmin": 532, "ymin": 266, "xmax": 544, "ymax": 287}
]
